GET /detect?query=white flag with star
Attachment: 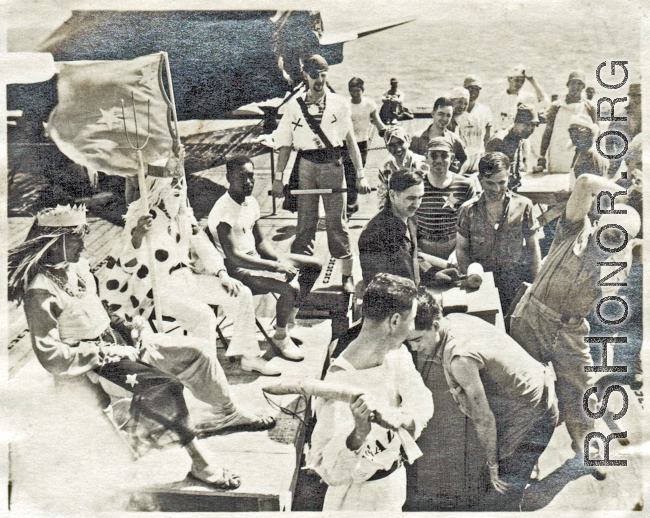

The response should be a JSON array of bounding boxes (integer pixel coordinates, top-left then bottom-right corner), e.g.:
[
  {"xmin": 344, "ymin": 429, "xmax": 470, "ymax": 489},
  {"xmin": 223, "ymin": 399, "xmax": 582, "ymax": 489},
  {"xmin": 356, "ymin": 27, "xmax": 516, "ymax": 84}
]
[{"xmin": 47, "ymin": 53, "xmax": 173, "ymax": 177}]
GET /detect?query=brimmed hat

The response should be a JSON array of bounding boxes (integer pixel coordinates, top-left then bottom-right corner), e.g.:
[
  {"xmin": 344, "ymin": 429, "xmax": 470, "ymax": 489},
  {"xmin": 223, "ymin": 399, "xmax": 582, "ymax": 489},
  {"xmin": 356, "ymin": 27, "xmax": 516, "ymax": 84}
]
[
  {"xmin": 384, "ymin": 125, "xmax": 410, "ymax": 145},
  {"xmin": 427, "ymin": 137, "xmax": 453, "ymax": 152},
  {"xmin": 567, "ymin": 70, "xmax": 586, "ymax": 86},
  {"xmin": 463, "ymin": 75, "xmax": 483, "ymax": 88},
  {"xmin": 514, "ymin": 104, "xmax": 539, "ymax": 124},
  {"xmin": 450, "ymin": 86, "xmax": 470, "ymax": 101}
]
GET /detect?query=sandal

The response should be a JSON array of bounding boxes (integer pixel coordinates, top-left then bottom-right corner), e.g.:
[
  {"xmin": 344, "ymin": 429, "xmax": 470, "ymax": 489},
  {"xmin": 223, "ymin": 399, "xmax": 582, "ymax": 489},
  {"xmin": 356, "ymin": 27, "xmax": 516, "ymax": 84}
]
[{"xmin": 187, "ymin": 467, "xmax": 241, "ymax": 490}]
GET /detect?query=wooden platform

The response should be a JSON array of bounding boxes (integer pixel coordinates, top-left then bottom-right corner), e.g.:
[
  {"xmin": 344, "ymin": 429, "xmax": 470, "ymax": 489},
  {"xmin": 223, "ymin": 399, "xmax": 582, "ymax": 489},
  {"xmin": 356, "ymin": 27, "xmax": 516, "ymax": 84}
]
[{"xmin": 137, "ymin": 321, "xmax": 331, "ymax": 512}]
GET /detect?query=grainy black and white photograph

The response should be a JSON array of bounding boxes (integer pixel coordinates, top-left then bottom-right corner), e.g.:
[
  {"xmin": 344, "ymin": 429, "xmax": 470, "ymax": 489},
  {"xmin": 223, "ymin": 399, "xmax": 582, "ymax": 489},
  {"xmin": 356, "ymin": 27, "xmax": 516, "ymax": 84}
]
[{"xmin": 0, "ymin": 0, "xmax": 646, "ymax": 514}]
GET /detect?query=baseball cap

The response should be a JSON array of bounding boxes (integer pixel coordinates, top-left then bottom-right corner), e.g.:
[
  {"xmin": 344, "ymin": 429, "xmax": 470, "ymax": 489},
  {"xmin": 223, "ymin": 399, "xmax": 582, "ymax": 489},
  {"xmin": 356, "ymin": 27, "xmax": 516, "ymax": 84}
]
[
  {"xmin": 302, "ymin": 55, "xmax": 329, "ymax": 74},
  {"xmin": 514, "ymin": 104, "xmax": 539, "ymax": 124},
  {"xmin": 567, "ymin": 70, "xmax": 586, "ymax": 85},
  {"xmin": 463, "ymin": 75, "xmax": 483, "ymax": 88},
  {"xmin": 450, "ymin": 86, "xmax": 470, "ymax": 101},
  {"xmin": 390, "ymin": 78, "xmax": 399, "ymax": 84},
  {"xmin": 507, "ymin": 64, "xmax": 526, "ymax": 78},
  {"xmin": 427, "ymin": 137, "xmax": 453, "ymax": 152}
]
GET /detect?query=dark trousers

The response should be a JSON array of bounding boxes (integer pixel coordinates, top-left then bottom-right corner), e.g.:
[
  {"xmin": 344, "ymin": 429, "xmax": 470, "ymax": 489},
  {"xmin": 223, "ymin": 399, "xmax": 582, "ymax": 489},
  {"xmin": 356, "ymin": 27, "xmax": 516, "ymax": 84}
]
[
  {"xmin": 482, "ymin": 407, "xmax": 557, "ymax": 510},
  {"xmin": 342, "ymin": 140, "xmax": 368, "ymax": 214},
  {"xmin": 95, "ymin": 358, "xmax": 195, "ymax": 446}
]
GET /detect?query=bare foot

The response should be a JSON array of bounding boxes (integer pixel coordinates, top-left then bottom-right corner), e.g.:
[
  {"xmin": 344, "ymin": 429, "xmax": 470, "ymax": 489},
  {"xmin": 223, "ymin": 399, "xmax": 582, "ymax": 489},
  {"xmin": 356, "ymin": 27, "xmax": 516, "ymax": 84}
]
[{"xmin": 189, "ymin": 465, "xmax": 241, "ymax": 490}]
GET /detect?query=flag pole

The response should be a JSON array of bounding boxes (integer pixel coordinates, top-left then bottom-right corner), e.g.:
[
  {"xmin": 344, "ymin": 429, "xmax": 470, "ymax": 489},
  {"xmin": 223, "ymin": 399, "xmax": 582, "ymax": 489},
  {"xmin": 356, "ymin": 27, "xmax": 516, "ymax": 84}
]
[
  {"xmin": 162, "ymin": 52, "xmax": 181, "ymax": 150},
  {"xmin": 122, "ymin": 95, "xmax": 166, "ymax": 333}
]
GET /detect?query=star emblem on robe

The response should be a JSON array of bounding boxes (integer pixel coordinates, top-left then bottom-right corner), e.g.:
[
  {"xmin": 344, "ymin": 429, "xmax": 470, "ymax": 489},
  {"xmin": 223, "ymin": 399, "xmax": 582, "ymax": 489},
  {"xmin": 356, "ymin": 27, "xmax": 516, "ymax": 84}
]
[
  {"xmin": 137, "ymin": 62, "xmax": 159, "ymax": 88},
  {"xmin": 98, "ymin": 107, "xmax": 120, "ymax": 131},
  {"xmin": 442, "ymin": 193, "xmax": 459, "ymax": 210},
  {"xmin": 125, "ymin": 373, "xmax": 139, "ymax": 387}
]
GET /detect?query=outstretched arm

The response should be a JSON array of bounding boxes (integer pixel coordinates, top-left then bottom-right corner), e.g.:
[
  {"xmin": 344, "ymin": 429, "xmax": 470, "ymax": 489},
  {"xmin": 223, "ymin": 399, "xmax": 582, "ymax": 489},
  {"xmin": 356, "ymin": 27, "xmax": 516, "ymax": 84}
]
[{"xmin": 565, "ymin": 173, "xmax": 627, "ymax": 223}]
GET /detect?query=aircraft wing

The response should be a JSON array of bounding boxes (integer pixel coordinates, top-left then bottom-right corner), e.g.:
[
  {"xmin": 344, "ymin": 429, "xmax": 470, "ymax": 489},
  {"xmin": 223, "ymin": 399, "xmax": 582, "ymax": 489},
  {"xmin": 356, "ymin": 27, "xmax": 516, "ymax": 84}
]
[{"xmin": 318, "ymin": 17, "xmax": 414, "ymax": 45}]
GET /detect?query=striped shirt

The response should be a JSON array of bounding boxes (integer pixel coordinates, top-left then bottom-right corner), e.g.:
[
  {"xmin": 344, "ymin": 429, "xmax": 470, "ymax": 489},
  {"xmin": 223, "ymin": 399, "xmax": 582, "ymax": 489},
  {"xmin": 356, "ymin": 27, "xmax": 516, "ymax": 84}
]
[{"xmin": 415, "ymin": 173, "xmax": 478, "ymax": 240}]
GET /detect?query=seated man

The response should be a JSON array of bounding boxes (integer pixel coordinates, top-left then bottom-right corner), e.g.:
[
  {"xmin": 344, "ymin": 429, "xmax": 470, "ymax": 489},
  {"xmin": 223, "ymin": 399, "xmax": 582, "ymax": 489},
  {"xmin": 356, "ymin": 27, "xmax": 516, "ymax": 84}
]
[
  {"xmin": 306, "ymin": 273, "xmax": 433, "ymax": 511},
  {"xmin": 415, "ymin": 137, "xmax": 479, "ymax": 260},
  {"xmin": 208, "ymin": 155, "xmax": 322, "ymax": 367},
  {"xmin": 376, "ymin": 125, "xmax": 426, "ymax": 210},
  {"xmin": 9, "ymin": 205, "xmax": 274, "ymax": 490},
  {"xmin": 360, "ymin": 168, "xmax": 451, "ymax": 287},
  {"xmin": 407, "ymin": 289, "xmax": 558, "ymax": 510},
  {"xmin": 456, "ymin": 152, "xmax": 541, "ymax": 313},
  {"xmin": 102, "ymin": 161, "xmax": 280, "ymax": 376}
]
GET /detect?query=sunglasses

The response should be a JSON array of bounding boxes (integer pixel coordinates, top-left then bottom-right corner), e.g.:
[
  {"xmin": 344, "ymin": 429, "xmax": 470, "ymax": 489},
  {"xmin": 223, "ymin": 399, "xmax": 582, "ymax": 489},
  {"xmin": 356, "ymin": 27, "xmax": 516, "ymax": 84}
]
[
  {"xmin": 305, "ymin": 69, "xmax": 326, "ymax": 79},
  {"xmin": 428, "ymin": 151, "xmax": 450, "ymax": 159}
]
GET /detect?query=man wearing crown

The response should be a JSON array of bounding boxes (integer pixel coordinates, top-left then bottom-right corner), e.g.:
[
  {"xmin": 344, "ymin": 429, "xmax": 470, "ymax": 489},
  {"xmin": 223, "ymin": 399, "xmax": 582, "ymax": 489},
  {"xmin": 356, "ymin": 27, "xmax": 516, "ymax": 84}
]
[
  {"xmin": 101, "ymin": 154, "xmax": 294, "ymax": 376},
  {"xmin": 9, "ymin": 204, "xmax": 273, "ymax": 489}
]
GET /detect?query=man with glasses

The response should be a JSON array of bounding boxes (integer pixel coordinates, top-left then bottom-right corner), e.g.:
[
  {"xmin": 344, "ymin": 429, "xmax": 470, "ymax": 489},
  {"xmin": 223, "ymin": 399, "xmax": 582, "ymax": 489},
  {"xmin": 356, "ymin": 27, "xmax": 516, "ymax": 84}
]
[
  {"xmin": 415, "ymin": 137, "xmax": 478, "ymax": 260},
  {"xmin": 273, "ymin": 55, "xmax": 369, "ymax": 292}
]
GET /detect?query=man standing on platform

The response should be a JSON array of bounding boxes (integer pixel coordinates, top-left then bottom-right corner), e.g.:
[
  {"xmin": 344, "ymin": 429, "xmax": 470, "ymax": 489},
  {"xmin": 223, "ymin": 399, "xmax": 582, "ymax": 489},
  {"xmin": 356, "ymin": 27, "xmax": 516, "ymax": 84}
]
[
  {"xmin": 415, "ymin": 137, "xmax": 478, "ymax": 260},
  {"xmin": 490, "ymin": 64, "xmax": 548, "ymax": 133},
  {"xmin": 344, "ymin": 77, "xmax": 386, "ymax": 217},
  {"xmin": 272, "ymin": 55, "xmax": 370, "ymax": 293},
  {"xmin": 456, "ymin": 152, "xmax": 541, "ymax": 314},
  {"xmin": 486, "ymin": 104, "xmax": 539, "ymax": 190},
  {"xmin": 458, "ymin": 76, "xmax": 493, "ymax": 175},
  {"xmin": 537, "ymin": 71, "xmax": 597, "ymax": 174},
  {"xmin": 407, "ymin": 290, "xmax": 558, "ymax": 510},
  {"xmin": 509, "ymin": 173, "xmax": 641, "ymax": 479},
  {"xmin": 209, "ymin": 155, "xmax": 323, "ymax": 371},
  {"xmin": 307, "ymin": 273, "xmax": 433, "ymax": 511}
]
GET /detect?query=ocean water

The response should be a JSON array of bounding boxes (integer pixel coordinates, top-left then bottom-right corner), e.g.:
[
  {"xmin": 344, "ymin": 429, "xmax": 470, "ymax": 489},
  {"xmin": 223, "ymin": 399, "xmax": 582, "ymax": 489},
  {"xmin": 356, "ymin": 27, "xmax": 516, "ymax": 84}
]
[{"xmin": 322, "ymin": 0, "xmax": 642, "ymax": 109}]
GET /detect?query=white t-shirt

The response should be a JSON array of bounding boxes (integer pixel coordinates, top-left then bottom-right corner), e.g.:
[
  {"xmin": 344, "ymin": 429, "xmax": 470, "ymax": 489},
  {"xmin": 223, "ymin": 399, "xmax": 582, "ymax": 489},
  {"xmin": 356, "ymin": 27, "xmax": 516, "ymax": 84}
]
[
  {"xmin": 490, "ymin": 89, "xmax": 545, "ymax": 132},
  {"xmin": 455, "ymin": 103, "xmax": 493, "ymax": 159},
  {"xmin": 207, "ymin": 193, "xmax": 260, "ymax": 257},
  {"xmin": 349, "ymin": 97, "xmax": 378, "ymax": 142}
]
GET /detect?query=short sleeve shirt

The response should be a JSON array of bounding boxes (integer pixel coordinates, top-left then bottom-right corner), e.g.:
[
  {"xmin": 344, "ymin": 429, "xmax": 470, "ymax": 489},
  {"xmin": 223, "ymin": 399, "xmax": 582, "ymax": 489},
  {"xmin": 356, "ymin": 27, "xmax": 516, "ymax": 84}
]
[
  {"xmin": 439, "ymin": 313, "xmax": 554, "ymax": 459},
  {"xmin": 415, "ymin": 173, "xmax": 478, "ymax": 240},
  {"xmin": 207, "ymin": 193, "xmax": 260, "ymax": 257},
  {"xmin": 457, "ymin": 191, "xmax": 535, "ymax": 274},
  {"xmin": 530, "ymin": 213, "xmax": 610, "ymax": 318},
  {"xmin": 274, "ymin": 92, "xmax": 353, "ymax": 150},
  {"xmin": 349, "ymin": 97, "xmax": 378, "ymax": 142}
]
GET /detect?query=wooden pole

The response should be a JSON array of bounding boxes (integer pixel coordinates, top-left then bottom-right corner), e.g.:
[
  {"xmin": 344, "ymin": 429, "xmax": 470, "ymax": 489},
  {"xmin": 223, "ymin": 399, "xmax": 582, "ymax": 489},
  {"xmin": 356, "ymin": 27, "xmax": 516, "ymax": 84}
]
[
  {"xmin": 162, "ymin": 52, "xmax": 181, "ymax": 150},
  {"xmin": 135, "ymin": 150, "xmax": 165, "ymax": 333}
]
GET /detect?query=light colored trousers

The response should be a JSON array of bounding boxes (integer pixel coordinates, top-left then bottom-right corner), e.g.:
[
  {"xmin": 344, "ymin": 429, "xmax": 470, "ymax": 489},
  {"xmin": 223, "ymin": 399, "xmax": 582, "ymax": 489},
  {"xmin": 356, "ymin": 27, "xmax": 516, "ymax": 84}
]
[{"xmin": 161, "ymin": 268, "xmax": 261, "ymax": 358}]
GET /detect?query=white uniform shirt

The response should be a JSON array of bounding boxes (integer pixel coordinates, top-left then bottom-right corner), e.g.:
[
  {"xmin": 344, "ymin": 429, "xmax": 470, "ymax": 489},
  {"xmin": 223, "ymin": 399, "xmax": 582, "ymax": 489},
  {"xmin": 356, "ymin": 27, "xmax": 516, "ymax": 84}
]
[
  {"xmin": 274, "ymin": 92, "xmax": 353, "ymax": 150},
  {"xmin": 455, "ymin": 103, "xmax": 492, "ymax": 173},
  {"xmin": 207, "ymin": 193, "xmax": 260, "ymax": 257},
  {"xmin": 349, "ymin": 97, "xmax": 378, "ymax": 142},
  {"xmin": 490, "ymin": 89, "xmax": 546, "ymax": 132}
]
